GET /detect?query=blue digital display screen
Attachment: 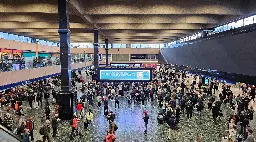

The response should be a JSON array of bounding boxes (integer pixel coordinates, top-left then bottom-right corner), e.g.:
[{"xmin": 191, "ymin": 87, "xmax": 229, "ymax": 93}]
[{"xmin": 99, "ymin": 69, "xmax": 151, "ymax": 81}]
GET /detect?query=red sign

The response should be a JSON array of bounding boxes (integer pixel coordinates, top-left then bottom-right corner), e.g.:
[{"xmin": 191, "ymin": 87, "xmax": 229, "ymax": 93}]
[{"xmin": 142, "ymin": 64, "xmax": 157, "ymax": 68}]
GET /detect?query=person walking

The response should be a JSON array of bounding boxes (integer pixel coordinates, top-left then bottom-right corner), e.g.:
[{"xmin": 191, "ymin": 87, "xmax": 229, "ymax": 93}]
[{"xmin": 143, "ymin": 111, "xmax": 149, "ymax": 134}]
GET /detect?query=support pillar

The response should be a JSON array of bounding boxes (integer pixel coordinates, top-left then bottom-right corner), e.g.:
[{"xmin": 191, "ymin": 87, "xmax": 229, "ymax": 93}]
[
  {"xmin": 57, "ymin": 0, "xmax": 73, "ymax": 120},
  {"xmin": 94, "ymin": 29, "xmax": 99, "ymax": 70},
  {"xmin": 105, "ymin": 39, "xmax": 109, "ymax": 66}
]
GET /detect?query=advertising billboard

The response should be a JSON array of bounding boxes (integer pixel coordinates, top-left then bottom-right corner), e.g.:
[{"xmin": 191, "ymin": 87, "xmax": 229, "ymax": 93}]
[{"xmin": 98, "ymin": 68, "xmax": 152, "ymax": 82}]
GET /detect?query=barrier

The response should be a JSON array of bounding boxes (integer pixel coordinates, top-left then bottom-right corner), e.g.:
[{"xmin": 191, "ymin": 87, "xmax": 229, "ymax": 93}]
[{"xmin": 0, "ymin": 61, "xmax": 93, "ymax": 91}]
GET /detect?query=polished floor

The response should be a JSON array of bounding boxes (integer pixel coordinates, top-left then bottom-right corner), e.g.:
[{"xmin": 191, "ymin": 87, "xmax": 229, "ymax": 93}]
[{"xmin": 27, "ymin": 96, "xmax": 234, "ymax": 142}]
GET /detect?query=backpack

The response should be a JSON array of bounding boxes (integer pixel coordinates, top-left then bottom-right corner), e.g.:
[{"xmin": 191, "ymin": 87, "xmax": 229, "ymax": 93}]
[
  {"xmin": 114, "ymin": 124, "xmax": 118, "ymax": 131},
  {"xmin": 39, "ymin": 126, "xmax": 44, "ymax": 135}
]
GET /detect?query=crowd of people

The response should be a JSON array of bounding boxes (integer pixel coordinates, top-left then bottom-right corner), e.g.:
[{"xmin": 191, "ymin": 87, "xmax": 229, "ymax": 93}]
[{"xmin": 0, "ymin": 65, "xmax": 255, "ymax": 142}]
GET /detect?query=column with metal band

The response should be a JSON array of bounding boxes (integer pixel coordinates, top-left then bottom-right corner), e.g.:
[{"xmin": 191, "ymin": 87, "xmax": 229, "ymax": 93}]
[
  {"xmin": 105, "ymin": 39, "xmax": 109, "ymax": 66},
  {"xmin": 57, "ymin": 0, "xmax": 73, "ymax": 120}
]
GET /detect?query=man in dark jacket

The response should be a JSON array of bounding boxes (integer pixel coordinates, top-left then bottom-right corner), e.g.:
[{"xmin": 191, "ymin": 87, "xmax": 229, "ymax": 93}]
[
  {"xmin": 212, "ymin": 104, "xmax": 219, "ymax": 122},
  {"xmin": 143, "ymin": 111, "xmax": 149, "ymax": 133},
  {"xmin": 52, "ymin": 114, "xmax": 59, "ymax": 137},
  {"xmin": 43, "ymin": 120, "xmax": 51, "ymax": 142},
  {"xmin": 168, "ymin": 115, "xmax": 176, "ymax": 130},
  {"xmin": 186, "ymin": 100, "xmax": 193, "ymax": 119}
]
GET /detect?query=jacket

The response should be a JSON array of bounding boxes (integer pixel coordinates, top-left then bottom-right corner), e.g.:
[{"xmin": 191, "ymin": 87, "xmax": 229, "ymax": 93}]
[
  {"xmin": 72, "ymin": 118, "xmax": 78, "ymax": 128},
  {"xmin": 77, "ymin": 103, "xmax": 83, "ymax": 111},
  {"xmin": 43, "ymin": 125, "xmax": 51, "ymax": 136},
  {"xmin": 105, "ymin": 134, "xmax": 116, "ymax": 142},
  {"xmin": 86, "ymin": 112, "xmax": 94, "ymax": 121},
  {"xmin": 25, "ymin": 120, "xmax": 34, "ymax": 131},
  {"xmin": 52, "ymin": 117, "xmax": 58, "ymax": 128},
  {"xmin": 245, "ymin": 135, "xmax": 254, "ymax": 142}
]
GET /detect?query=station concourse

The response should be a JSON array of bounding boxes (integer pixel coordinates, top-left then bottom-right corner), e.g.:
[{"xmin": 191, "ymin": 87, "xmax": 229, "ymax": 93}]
[{"xmin": 0, "ymin": 0, "xmax": 256, "ymax": 142}]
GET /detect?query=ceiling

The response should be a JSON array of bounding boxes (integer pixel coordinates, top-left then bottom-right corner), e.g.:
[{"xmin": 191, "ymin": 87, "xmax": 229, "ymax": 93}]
[{"xmin": 0, "ymin": 0, "xmax": 256, "ymax": 44}]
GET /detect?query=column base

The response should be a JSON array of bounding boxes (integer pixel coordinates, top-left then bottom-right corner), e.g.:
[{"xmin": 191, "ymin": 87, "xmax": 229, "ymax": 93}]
[{"xmin": 57, "ymin": 90, "xmax": 73, "ymax": 120}]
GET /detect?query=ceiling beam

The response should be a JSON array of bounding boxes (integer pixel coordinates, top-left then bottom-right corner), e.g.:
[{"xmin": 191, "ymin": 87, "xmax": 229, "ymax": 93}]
[
  {"xmin": 91, "ymin": 15, "xmax": 220, "ymax": 24},
  {"xmin": 3, "ymin": 29, "xmax": 94, "ymax": 33},
  {"xmin": 0, "ymin": 22, "xmax": 88, "ymax": 29},
  {"xmin": 0, "ymin": 3, "xmax": 57, "ymax": 13},
  {"xmin": 0, "ymin": 13, "xmax": 84, "ymax": 23},
  {"xmin": 83, "ymin": 1, "xmax": 244, "ymax": 15},
  {"xmin": 68, "ymin": 0, "xmax": 112, "ymax": 42},
  {"xmin": 97, "ymin": 23, "xmax": 207, "ymax": 30}
]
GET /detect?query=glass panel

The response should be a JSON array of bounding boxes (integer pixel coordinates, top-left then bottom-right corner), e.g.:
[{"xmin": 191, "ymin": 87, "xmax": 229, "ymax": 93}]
[
  {"xmin": 244, "ymin": 16, "xmax": 254, "ymax": 26},
  {"xmin": 234, "ymin": 19, "xmax": 244, "ymax": 28}
]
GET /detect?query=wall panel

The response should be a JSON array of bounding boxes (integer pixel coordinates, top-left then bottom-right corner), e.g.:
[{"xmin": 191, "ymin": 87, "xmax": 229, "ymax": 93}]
[{"xmin": 161, "ymin": 31, "xmax": 256, "ymax": 76}]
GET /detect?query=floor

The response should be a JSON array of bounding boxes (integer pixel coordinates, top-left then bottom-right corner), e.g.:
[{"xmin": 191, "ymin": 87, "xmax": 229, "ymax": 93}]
[
  {"xmin": 2, "ymin": 73, "xmax": 256, "ymax": 142},
  {"xmin": 30, "ymin": 95, "xmax": 234, "ymax": 142}
]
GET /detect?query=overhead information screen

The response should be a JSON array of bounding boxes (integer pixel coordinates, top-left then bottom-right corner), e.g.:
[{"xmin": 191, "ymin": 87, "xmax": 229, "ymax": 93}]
[
  {"xmin": 110, "ymin": 63, "xmax": 142, "ymax": 67},
  {"xmin": 98, "ymin": 68, "xmax": 152, "ymax": 82}
]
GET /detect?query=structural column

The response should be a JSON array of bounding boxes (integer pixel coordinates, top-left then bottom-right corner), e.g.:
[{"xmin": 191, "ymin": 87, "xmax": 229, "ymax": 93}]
[
  {"xmin": 105, "ymin": 39, "xmax": 109, "ymax": 66},
  {"xmin": 57, "ymin": 0, "xmax": 73, "ymax": 120},
  {"xmin": 94, "ymin": 29, "xmax": 99, "ymax": 69}
]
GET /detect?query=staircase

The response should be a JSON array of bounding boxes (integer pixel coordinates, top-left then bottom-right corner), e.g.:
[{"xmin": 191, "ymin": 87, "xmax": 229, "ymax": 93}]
[{"xmin": 0, "ymin": 125, "xmax": 22, "ymax": 142}]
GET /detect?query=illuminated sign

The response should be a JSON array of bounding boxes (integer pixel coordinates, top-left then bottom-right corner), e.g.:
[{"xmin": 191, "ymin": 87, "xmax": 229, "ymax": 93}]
[
  {"xmin": 98, "ymin": 68, "xmax": 152, "ymax": 82},
  {"xmin": 110, "ymin": 63, "xmax": 142, "ymax": 67}
]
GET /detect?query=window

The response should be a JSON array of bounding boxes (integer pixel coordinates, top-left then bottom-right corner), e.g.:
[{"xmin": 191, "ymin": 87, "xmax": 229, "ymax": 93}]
[
  {"xmin": 244, "ymin": 16, "xmax": 254, "ymax": 26},
  {"xmin": 234, "ymin": 19, "xmax": 244, "ymax": 28}
]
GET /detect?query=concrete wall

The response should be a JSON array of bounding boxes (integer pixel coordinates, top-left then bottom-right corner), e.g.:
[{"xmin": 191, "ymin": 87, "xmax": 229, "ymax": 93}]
[{"xmin": 161, "ymin": 31, "xmax": 256, "ymax": 76}]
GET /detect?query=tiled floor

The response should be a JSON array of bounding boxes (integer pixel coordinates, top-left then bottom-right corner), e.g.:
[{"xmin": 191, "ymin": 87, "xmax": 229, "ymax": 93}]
[{"xmin": 2, "ymin": 74, "xmax": 256, "ymax": 142}]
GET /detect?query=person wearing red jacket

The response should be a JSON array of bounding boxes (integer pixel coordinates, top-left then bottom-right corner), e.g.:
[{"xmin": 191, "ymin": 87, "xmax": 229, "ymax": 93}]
[
  {"xmin": 71, "ymin": 114, "xmax": 79, "ymax": 138},
  {"xmin": 105, "ymin": 131, "xmax": 116, "ymax": 142},
  {"xmin": 25, "ymin": 116, "xmax": 34, "ymax": 141},
  {"xmin": 76, "ymin": 102, "xmax": 83, "ymax": 118}
]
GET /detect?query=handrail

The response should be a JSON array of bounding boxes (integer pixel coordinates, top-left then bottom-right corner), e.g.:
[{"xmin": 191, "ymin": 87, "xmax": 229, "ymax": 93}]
[{"xmin": 0, "ymin": 124, "xmax": 22, "ymax": 142}]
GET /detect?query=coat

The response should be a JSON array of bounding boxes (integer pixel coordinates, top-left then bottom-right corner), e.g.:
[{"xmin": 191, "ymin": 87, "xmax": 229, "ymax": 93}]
[
  {"xmin": 105, "ymin": 134, "xmax": 116, "ymax": 142},
  {"xmin": 86, "ymin": 112, "xmax": 94, "ymax": 121}
]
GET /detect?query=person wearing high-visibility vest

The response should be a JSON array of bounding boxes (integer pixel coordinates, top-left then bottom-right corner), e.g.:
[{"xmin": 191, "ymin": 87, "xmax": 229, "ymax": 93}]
[{"xmin": 85, "ymin": 109, "xmax": 94, "ymax": 125}]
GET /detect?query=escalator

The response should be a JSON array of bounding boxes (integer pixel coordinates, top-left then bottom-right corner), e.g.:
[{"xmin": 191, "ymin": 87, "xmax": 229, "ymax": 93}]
[{"xmin": 0, "ymin": 125, "xmax": 22, "ymax": 142}]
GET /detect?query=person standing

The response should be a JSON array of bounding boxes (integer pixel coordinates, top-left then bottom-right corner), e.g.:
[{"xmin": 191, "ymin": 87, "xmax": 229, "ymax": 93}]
[
  {"xmin": 186, "ymin": 100, "xmax": 193, "ymax": 119},
  {"xmin": 42, "ymin": 120, "xmax": 51, "ymax": 142},
  {"xmin": 23, "ymin": 128, "xmax": 30, "ymax": 142},
  {"xmin": 25, "ymin": 116, "xmax": 34, "ymax": 141},
  {"xmin": 51, "ymin": 114, "xmax": 60, "ymax": 137},
  {"xmin": 71, "ymin": 114, "xmax": 79, "ymax": 139},
  {"xmin": 96, "ymin": 95, "xmax": 102, "ymax": 107},
  {"xmin": 143, "ymin": 111, "xmax": 149, "ymax": 133},
  {"xmin": 245, "ymin": 129, "xmax": 254, "ymax": 142},
  {"xmin": 85, "ymin": 109, "xmax": 94, "ymax": 126},
  {"xmin": 115, "ymin": 95, "xmax": 120, "ymax": 109}
]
